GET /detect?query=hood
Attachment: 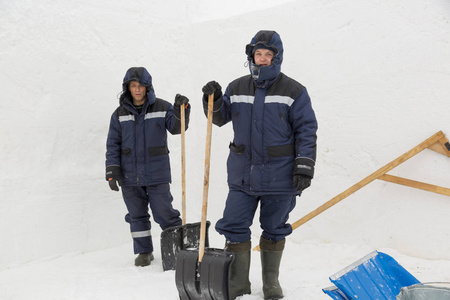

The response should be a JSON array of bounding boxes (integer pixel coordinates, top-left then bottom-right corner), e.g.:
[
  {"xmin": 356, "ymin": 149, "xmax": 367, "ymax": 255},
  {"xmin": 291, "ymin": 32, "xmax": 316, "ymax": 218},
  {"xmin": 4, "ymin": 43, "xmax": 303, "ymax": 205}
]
[
  {"xmin": 245, "ymin": 30, "xmax": 283, "ymax": 83},
  {"xmin": 119, "ymin": 67, "xmax": 156, "ymax": 106}
]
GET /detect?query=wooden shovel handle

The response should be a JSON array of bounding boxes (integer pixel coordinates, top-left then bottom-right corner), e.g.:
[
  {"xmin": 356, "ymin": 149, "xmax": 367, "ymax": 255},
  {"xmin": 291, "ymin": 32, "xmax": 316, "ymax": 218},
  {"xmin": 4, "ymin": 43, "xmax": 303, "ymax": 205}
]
[
  {"xmin": 181, "ymin": 104, "xmax": 186, "ymax": 225},
  {"xmin": 199, "ymin": 93, "xmax": 214, "ymax": 262}
]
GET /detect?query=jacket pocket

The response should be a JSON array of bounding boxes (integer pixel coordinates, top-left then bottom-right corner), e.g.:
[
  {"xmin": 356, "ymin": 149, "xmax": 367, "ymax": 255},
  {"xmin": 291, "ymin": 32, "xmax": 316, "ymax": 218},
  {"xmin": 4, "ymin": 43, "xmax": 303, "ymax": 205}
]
[
  {"xmin": 121, "ymin": 148, "xmax": 132, "ymax": 157},
  {"xmin": 227, "ymin": 142, "xmax": 247, "ymax": 186},
  {"xmin": 266, "ymin": 144, "xmax": 295, "ymax": 190},
  {"xmin": 229, "ymin": 142, "xmax": 245, "ymax": 154},
  {"xmin": 267, "ymin": 144, "xmax": 294, "ymax": 157},
  {"xmin": 148, "ymin": 146, "xmax": 169, "ymax": 156}
]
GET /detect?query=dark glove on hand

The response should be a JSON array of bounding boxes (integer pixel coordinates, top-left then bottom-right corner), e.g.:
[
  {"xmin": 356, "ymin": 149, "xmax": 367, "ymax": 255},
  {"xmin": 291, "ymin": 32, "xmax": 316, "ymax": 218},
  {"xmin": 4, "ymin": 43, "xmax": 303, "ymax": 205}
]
[
  {"xmin": 108, "ymin": 178, "xmax": 122, "ymax": 192},
  {"xmin": 202, "ymin": 81, "xmax": 222, "ymax": 96},
  {"xmin": 106, "ymin": 166, "xmax": 122, "ymax": 192},
  {"xmin": 174, "ymin": 94, "xmax": 189, "ymax": 107},
  {"xmin": 293, "ymin": 174, "xmax": 311, "ymax": 192},
  {"xmin": 293, "ymin": 157, "xmax": 314, "ymax": 192}
]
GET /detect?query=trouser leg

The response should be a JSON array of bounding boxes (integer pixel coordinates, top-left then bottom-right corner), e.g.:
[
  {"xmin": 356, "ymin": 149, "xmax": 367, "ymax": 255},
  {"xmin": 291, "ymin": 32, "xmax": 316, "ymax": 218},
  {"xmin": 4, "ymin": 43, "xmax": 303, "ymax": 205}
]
[
  {"xmin": 146, "ymin": 183, "xmax": 182, "ymax": 230},
  {"xmin": 259, "ymin": 194, "xmax": 295, "ymax": 241},
  {"xmin": 215, "ymin": 189, "xmax": 259, "ymax": 242},
  {"xmin": 122, "ymin": 186, "xmax": 153, "ymax": 254}
]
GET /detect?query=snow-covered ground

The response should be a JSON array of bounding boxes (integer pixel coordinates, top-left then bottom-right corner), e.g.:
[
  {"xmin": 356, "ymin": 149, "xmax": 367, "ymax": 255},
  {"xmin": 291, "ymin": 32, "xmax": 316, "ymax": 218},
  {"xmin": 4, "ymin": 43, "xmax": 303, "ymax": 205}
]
[
  {"xmin": 1, "ymin": 0, "xmax": 450, "ymax": 299},
  {"xmin": 2, "ymin": 238, "xmax": 450, "ymax": 299}
]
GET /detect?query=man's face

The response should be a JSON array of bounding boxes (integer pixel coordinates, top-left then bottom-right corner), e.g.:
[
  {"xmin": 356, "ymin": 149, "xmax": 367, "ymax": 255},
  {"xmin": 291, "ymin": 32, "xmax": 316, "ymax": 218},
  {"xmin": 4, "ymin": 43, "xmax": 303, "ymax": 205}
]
[
  {"xmin": 128, "ymin": 81, "xmax": 147, "ymax": 105},
  {"xmin": 254, "ymin": 49, "xmax": 274, "ymax": 66}
]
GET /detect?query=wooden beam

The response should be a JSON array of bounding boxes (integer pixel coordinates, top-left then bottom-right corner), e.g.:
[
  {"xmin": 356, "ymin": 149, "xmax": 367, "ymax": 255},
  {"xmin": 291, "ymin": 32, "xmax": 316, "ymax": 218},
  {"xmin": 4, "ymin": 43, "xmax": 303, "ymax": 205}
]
[
  {"xmin": 253, "ymin": 131, "xmax": 449, "ymax": 251},
  {"xmin": 291, "ymin": 131, "xmax": 445, "ymax": 230},
  {"xmin": 428, "ymin": 133, "xmax": 450, "ymax": 157},
  {"xmin": 378, "ymin": 174, "xmax": 450, "ymax": 197}
]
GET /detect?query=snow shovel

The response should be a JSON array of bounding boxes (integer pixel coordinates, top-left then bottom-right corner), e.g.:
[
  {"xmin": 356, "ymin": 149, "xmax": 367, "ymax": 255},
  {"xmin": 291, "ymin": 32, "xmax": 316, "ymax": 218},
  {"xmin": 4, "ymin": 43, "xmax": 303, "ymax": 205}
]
[
  {"xmin": 175, "ymin": 93, "xmax": 234, "ymax": 300},
  {"xmin": 324, "ymin": 251, "xmax": 420, "ymax": 300},
  {"xmin": 160, "ymin": 103, "xmax": 210, "ymax": 271},
  {"xmin": 322, "ymin": 285, "xmax": 351, "ymax": 300}
]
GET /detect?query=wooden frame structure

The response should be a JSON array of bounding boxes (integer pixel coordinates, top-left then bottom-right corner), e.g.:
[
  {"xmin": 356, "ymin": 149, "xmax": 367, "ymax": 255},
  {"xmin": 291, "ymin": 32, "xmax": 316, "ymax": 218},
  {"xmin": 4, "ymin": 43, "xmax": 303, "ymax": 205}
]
[{"xmin": 254, "ymin": 131, "xmax": 450, "ymax": 251}]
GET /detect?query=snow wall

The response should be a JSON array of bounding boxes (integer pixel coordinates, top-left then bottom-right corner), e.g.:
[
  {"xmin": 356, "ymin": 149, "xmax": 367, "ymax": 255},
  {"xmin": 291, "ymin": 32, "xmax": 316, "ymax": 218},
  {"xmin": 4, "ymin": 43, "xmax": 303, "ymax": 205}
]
[{"xmin": 1, "ymin": 0, "xmax": 450, "ymax": 270}]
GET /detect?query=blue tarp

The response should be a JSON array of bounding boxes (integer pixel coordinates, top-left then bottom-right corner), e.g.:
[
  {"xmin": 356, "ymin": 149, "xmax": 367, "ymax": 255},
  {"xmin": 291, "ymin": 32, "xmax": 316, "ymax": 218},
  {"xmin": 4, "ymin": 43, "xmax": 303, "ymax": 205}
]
[{"xmin": 323, "ymin": 251, "xmax": 421, "ymax": 300}]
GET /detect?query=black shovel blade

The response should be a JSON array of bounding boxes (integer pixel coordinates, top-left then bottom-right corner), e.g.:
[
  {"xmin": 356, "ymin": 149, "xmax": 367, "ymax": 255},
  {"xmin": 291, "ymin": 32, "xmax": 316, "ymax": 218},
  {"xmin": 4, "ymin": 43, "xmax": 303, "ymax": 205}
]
[
  {"xmin": 175, "ymin": 248, "xmax": 234, "ymax": 300},
  {"xmin": 161, "ymin": 221, "xmax": 211, "ymax": 271}
]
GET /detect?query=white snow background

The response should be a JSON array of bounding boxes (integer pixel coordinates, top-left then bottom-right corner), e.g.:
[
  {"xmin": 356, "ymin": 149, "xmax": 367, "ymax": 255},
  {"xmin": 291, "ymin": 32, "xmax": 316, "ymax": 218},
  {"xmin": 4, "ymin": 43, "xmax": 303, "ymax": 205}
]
[{"xmin": 1, "ymin": 0, "xmax": 450, "ymax": 299}]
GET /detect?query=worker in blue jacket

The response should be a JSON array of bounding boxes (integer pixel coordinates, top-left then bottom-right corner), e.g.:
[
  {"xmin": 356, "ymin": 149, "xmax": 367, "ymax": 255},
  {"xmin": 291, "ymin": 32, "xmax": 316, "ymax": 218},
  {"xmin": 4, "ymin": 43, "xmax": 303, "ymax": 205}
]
[
  {"xmin": 202, "ymin": 31, "xmax": 318, "ymax": 299},
  {"xmin": 106, "ymin": 67, "xmax": 190, "ymax": 267}
]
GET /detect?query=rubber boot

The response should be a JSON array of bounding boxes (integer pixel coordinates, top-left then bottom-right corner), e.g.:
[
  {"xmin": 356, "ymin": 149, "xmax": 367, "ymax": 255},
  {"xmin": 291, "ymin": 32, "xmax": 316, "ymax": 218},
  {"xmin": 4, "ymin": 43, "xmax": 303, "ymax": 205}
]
[
  {"xmin": 226, "ymin": 240, "xmax": 252, "ymax": 299},
  {"xmin": 134, "ymin": 252, "xmax": 154, "ymax": 267},
  {"xmin": 260, "ymin": 236, "xmax": 285, "ymax": 300}
]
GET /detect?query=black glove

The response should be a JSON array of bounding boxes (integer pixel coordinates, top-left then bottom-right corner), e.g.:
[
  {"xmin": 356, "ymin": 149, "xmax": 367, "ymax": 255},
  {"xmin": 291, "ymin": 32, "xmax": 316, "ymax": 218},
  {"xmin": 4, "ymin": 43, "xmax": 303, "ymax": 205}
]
[
  {"xmin": 106, "ymin": 166, "xmax": 122, "ymax": 192},
  {"xmin": 202, "ymin": 81, "xmax": 222, "ymax": 96},
  {"xmin": 293, "ymin": 174, "xmax": 311, "ymax": 192},
  {"xmin": 174, "ymin": 94, "xmax": 189, "ymax": 107},
  {"xmin": 293, "ymin": 157, "xmax": 315, "ymax": 192},
  {"xmin": 108, "ymin": 178, "xmax": 122, "ymax": 191}
]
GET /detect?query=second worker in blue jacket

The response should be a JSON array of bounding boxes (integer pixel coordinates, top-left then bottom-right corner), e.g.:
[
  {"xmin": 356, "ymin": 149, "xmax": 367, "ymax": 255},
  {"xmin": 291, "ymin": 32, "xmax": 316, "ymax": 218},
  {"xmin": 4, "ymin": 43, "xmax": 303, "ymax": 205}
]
[{"xmin": 106, "ymin": 67, "xmax": 190, "ymax": 267}]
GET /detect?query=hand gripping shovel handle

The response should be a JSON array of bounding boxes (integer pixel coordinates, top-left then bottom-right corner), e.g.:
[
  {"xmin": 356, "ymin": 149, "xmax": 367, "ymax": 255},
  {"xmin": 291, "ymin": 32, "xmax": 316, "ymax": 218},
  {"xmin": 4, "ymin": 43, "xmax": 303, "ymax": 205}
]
[
  {"xmin": 199, "ymin": 93, "xmax": 214, "ymax": 263},
  {"xmin": 181, "ymin": 103, "xmax": 186, "ymax": 225}
]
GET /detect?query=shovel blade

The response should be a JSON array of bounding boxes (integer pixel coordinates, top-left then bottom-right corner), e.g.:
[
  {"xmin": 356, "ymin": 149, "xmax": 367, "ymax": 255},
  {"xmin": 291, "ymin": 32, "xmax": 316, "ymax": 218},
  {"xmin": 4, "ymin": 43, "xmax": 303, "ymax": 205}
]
[
  {"xmin": 328, "ymin": 251, "xmax": 420, "ymax": 300},
  {"xmin": 161, "ymin": 221, "xmax": 211, "ymax": 271},
  {"xmin": 175, "ymin": 248, "xmax": 234, "ymax": 300}
]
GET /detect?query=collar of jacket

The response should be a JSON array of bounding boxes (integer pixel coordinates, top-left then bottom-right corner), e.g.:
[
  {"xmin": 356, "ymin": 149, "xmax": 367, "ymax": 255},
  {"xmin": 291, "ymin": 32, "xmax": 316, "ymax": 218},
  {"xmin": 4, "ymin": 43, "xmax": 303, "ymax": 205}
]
[
  {"xmin": 254, "ymin": 73, "xmax": 280, "ymax": 89},
  {"xmin": 120, "ymin": 90, "xmax": 156, "ymax": 110}
]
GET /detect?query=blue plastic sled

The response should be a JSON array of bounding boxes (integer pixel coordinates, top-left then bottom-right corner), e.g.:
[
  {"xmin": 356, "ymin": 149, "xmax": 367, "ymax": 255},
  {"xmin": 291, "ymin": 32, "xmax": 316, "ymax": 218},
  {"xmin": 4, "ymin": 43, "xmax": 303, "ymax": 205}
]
[{"xmin": 323, "ymin": 250, "xmax": 421, "ymax": 300}]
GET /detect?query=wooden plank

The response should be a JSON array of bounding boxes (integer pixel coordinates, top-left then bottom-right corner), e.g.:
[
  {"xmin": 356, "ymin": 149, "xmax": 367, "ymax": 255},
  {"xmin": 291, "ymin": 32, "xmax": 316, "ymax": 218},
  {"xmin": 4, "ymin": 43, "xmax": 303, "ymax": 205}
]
[
  {"xmin": 253, "ymin": 131, "xmax": 448, "ymax": 251},
  {"xmin": 428, "ymin": 136, "xmax": 450, "ymax": 157},
  {"xmin": 378, "ymin": 174, "xmax": 450, "ymax": 197},
  {"xmin": 290, "ymin": 131, "xmax": 445, "ymax": 230}
]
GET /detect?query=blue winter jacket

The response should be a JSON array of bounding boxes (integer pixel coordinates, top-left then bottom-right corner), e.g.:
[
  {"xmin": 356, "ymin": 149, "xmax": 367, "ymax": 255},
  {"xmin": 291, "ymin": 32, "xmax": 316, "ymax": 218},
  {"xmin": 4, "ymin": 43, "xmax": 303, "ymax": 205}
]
[
  {"xmin": 106, "ymin": 67, "xmax": 189, "ymax": 186},
  {"xmin": 203, "ymin": 31, "xmax": 317, "ymax": 195}
]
